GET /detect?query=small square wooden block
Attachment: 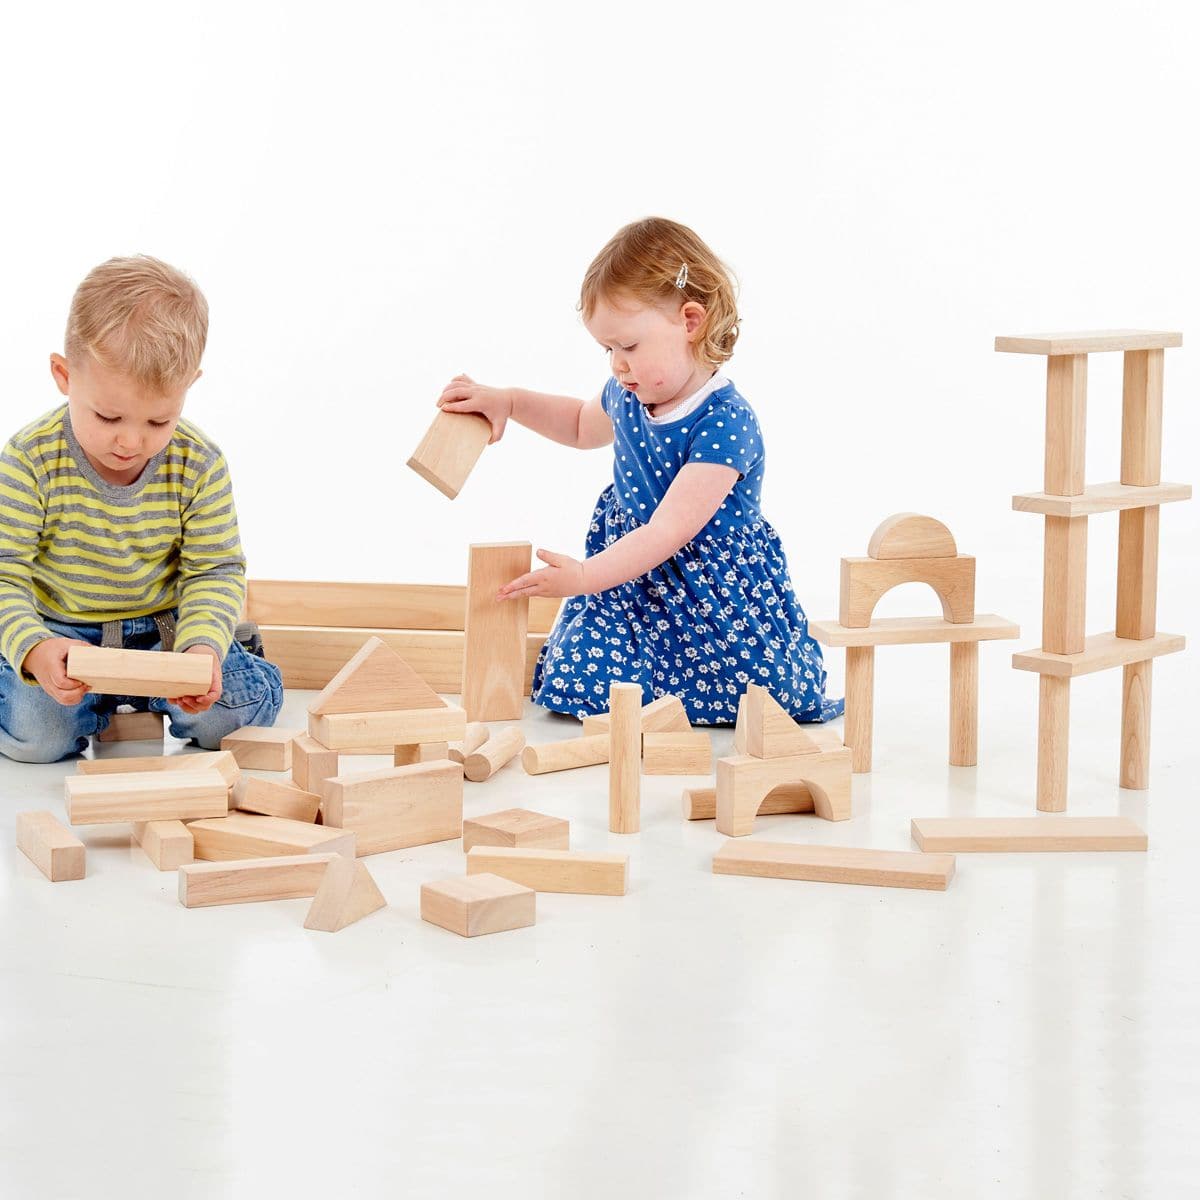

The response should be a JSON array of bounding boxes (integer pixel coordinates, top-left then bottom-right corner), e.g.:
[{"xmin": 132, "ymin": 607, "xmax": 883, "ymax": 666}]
[
  {"xmin": 461, "ymin": 808, "xmax": 569, "ymax": 853},
  {"xmin": 420, "ymin": 873, "xmax": 536, "ymax": 937},
  {"xmin": 220, "ymin": 727, "xmax": 297, "ymax": 771}
]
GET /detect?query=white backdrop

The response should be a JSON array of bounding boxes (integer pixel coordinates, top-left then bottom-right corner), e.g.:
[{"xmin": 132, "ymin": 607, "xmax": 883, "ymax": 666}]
[{"xmin": 2, "ymin": 0, "xmax": 1196, "ymax": 647}]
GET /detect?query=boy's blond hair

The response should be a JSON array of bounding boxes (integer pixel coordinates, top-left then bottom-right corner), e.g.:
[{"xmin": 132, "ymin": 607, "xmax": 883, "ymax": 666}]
[
  {"xmin": 580, "ymin": 217, "xmax": 740, "ymax": 369},
  {"xmin": 65, "ymin": 255, "xmax": 209, "ymax": 391}
]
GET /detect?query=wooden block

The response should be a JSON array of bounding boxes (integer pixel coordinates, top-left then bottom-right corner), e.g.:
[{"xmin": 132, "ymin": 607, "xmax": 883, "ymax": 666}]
[
  {"xmin": 743, "ymin": 684, "xmax": 819, "ymax": 758},
  {"xmin": 462, "ymin": 808, "xmax": 569, "ymax": 852},
  {"xmin": 642, "ymin": 731, "xmax": 713, "ymax": 775},
  {"xmin": 733, "ymin": 694, "xmax": 746, "ymax": 754},
  {"xmin": 1120, "ymin": 660, "xmax": 1152, "ymax": 790},
  {"xmin": 1121, "ymin": 348, "xmax": 1164, "ymax": 485},
  {"xmin": 463, "ymin": 727, "xmax": 526, "ymax": 783},
  {"xmin": 1013, "ymin": 631, "xmax": 1185, "ymax": 678},
  {"xmin": 466, "ymin": 846, "xmax": 628, "ymax": 895},
  {"xmin": 1011, "ymin": 480, "xmax": 1189, "ymax": 517},
  {"xmin": 188, "ymin": 813, "xmax": 355, "ymax": 861},
  {"xmin": 521, "ymin": 734, "xmax": 609, "ymax": 775},
  {"xmin": 838, "ymin": 555, "xmax": 976, "ymax": 629},
  {"xmin": 911, "ymin": 816, "xmax": 1147, "ymax": 853},
  {"xmin": 448, "ymin": 722, "xmax": 490, "ymax": 764},
  {"xmin": 462, "ymin": 542, "xmax": 531, "ymax": 721},
  {"xmin": 421, "ymin": 873, "xmax": 536, "ymax": 937},
  {"xmin": 1042, "ymin": 515, "xmax": 1087, "ymax": 654},
  {"xmin": 304, "ymin": 855, "xmax": 386, "ymax": 931},
  {"xmin": 220, "ymin": 726, "xmax": 299, "ymax": 771},
  {"xmin": 291, "ymin": 733, "xmax": 338, "ymax": 794},
  {"xmin": 179, "ymin": 853, "xmax": 336, "ymax": 907},
  {"xmin": 1116, "ymin": 506, "xmax": 1159, "ymax": 639},
  {"xmin": 1043, "ymin": 353, "xmax": 1087, "ymax": 496},
  {"xmin": 608, "ymin": 682, "xmax": 641, "ymax": 834},
  {"xmin": 246, "ymin": 579, "xmax": 560, "ymax": 633},
  {"xmin": 66, "ymin": 769, "xmax": 229, "ymax": 825},
  {"xmin": 1037, "ymin": 675, "xmax": 1070, "ymax": 813},
  {"xmin": 132, "ymin": 819, "xmax": 193, "ymax": 870},
  {"xmin": 948, "ymin": 641, "xmax": 978, "ymax": 767},
  {"xmin": 713, "ymin": 840, "xmax": 955, "ymax": 891},
  {"xmin": 994, "ymin": 329, "xmax": 1182, "ymax": 355},
  {"xmin": 866, "ymin": 513, "xmax": 957, "ymax": 560},
  {"xmin": 16, "ymin": 811, "xmax": 85, "ymax": 882},
  {"xmin": 715, "ymin": 749, "xmax": 851, "ymax": 837},
  {"xmin": 407, "ymin": 408, "xmax": 491, "ymax": 499},
  {"xmin": 96, "ymin": 711, "xmax": 164, "ymax": 743},
  {"xmin": 308, "ymin": 706, "xmax": 466, "ymax": 751},
  {"xmin": 308, "ymin": 634, "xmax": 444, "ymax": 717},
  {"xmin": 394, "ymin": 742, "xmax": 449, "ymax": 766},
  {"xmin": 233, "ymin": 777, "xmax": 321, "ymax": 823},
  {"xmin": 810, "ymin": 614, "xmax": 1019, "ymax": 647},
  {"xmin": 682, "ymin": 783, "xmax": 813, "ymax": 821},
  {"xmin": 581, "ymin": 694, "xmax": 689, "ymax": 736},
  {"xmin": 844, "ymin": 645, "xmax": 874, "ymax": 774},
  {"xmin": 65, "ymin": 644, "xmax": 212, "ymax": 698},
  {"xmin": 77, "ymin": 749, "xmax": 240, "ymax": 788},
  {"xmin": 321, "ymin": 760, "xmax": 462, "ymax": 855}
]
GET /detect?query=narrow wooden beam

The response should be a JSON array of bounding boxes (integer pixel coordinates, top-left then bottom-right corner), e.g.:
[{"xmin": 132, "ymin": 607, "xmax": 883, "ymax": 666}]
[{"xmin": 713, "ymin": 840, "xmax": 955, "ymax": 891}]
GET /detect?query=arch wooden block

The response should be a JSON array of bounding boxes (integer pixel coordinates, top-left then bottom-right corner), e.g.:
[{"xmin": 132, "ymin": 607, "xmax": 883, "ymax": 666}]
[
  {"xmin": 715, "ymin": 748, "xmax": 851, "ymax": 837},
  {"xmin": 304, "ymin": 855, "xmax": 386, "ymax": 931},
  {"xmin": 682, "ymin": 783, "xmax": 813, "ymax": 821},
  {"xmin": 839, "ymin": 556, "xmax": 976, "ymax": 629},
  {"xmin": 910, "ymin": 816, "xmax": 1147, "ymax": 853},
  {"xmin": 867, "ymin": 513, "xmax": 957, "ymax": 560},
  {"xmin": 393, "ymin": 742, "xmax": 449, "ymax": 767},
  {"xmin": 407, "ymin": 408, "xmax": 491, "ymax": 500},
  {"xmin": 608, "ymin": 682, "xmax": 642, "ymax": 834},
  {"xmin": 308, "ymin": 706, "xmax": 465, "ymax": 751}
]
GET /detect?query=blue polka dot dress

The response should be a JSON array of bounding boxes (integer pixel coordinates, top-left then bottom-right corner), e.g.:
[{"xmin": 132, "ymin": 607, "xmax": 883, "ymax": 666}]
[{"xmin": 530, "ymin": 376, "xmax": 843, "ymax": 725}]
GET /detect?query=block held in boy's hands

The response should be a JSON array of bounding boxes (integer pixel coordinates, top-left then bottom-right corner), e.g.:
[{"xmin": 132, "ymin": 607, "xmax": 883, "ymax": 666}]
[{"xmin": 66, "ymin": 644, "xmax": 213, "ymax": 698}]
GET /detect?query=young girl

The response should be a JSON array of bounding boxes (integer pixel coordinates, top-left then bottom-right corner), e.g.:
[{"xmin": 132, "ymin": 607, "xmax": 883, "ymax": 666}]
[{"xmin": 438, "ymin": 217, "xmax": 841, "ymax": 725}]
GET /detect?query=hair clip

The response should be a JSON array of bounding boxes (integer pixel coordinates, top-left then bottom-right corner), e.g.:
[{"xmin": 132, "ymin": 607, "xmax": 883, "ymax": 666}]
[{"xmin": 675, "ymin": 263, "xmax": 689, "ymax": 290}]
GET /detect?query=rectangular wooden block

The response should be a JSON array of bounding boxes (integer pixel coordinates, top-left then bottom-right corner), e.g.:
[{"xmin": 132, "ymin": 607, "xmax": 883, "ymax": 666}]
[
  {"xmin": 66, "ymin": 769, "xmax": 229, "ymax": 825},
  {"xmin": 713, "ymin": 840, "xmax": 955, "ymax": 891},
  {"xmin": 642, "ymin": 731, "xmax": 713, "ymax": 775},
  {"xmin": 179, "ymin": 853, "xmax": 336, "ymax": 907},
  {"xmin": 462, "ymin": 542, "xmax": 531, "ymax": 721},
  {"xmin": 809, "ymin": 614, "xmax": 1019, "ymax": 647},
  {"xmin": 910, "ymin": 816, "xmax": 1148, "ymax": 852},
  {"xmin": 462, "ymin": 809, "xmax": 569, "ymax": 852},
  {"xmin": 1011, "ymin": 480, "xmax": 1190, "ymax": 517},
  {"xmin": 1121, "ymin": 348, "xmax": 1164, "ymax": 485},
  {"xmin": 1116, "ymin": 506, "xmax": 1159, "ymax": 639},
  {"xmin": 66, "ymin": 644, "xmax": 213, "ymax": 698},
  {"xmin": 466, "ymin": 846, "xmax": 628, "ymax": 895},
  {"xmin": 308, "ymin": 706, "xmax": 465, "ymax": 751},
  {"xmin": 1043, "ymin": 353, "xmax": 1087, "ymax": 496},
  {"xmin": 421, "ymin": 873, "xmax": 536, "ymax": 937},
  {"xmin": 994, "ymin": 330, "xmax": 1182, "ymax": 355},
  {"xmin": 1042, "ymin": 515, "xmax": 1087, "ymax": 654},
  {"xmin": 220, "ymin": 726, "xmax": 299, "ymax": 771},
  {"xmin": 407, "ymin": 408, "xmax": 491, "ymax": 499},
  {"xmin": 608, "ymin": 682, "xmax": 641, "ymax": 834},
  {"xmin": 291, "ymin": 733, "xmax": 339, "ymax": 793},
  {"xmin": 132, "ymin": 819, "xmax": 194, "ymax": 870},
  {"xmin": 581, "ymin": 694, "xmax": 690, "ymax": 736},
  {"xmin": 96, "ymin": 711, "xmax": 165, "ymax": 742},
  {"xmin": 16, "ymin": 811, "xmax": 85, "ymax": 882},
  {"xmin": 394, "ymin": 741, "xmax": 449, "ymax": 766},
  {"xmin": 188, "ymin": 813, "xmax": 355, "ymax": 861},
  {"xmin": 1013, "ymin": 631, "xmax": 1186, "ymax": 677},
  {"xmin": 321, "ymin": 760, "xmax": 463, "ymax": 855},
  {"xmin": 76, "ymin": 749, "xmax": 240, "ymax": 788},
  {"xmin": 233, "ymin": 777, "xmax": 321, "ymax": 823}
]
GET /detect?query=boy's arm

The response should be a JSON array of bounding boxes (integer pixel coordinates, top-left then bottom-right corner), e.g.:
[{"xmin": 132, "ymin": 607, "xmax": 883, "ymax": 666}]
[{"xmin": 174, "ymin": 452, "xmax": 247, "ymax": 657}]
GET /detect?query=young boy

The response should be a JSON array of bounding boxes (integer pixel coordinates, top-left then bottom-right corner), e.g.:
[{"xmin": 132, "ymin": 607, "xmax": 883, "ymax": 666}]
[{"xmin": 0, "ymin": 255, "xmax": 282, "ymax": 762}]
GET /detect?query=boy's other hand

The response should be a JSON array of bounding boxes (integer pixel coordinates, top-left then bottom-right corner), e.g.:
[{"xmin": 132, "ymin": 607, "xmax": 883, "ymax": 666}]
[
  {"xmin": 175, "ymin": 645, "xmax": 222, "ymax": 713},
  {"xmin": 437, "ymin": 374, "xmax": 513, "ymax": 444},
  {"xmin": 497, "ymin": 549, "xmax": 585, "ymax": 601},
  {"xmin": 23, "ymin": 638, "xmax": 91, "ymax": 706}
]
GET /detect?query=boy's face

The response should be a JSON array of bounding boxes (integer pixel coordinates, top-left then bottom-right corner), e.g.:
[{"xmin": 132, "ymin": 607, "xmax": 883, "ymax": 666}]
[{"xmin": 49, "ymin": 354, "xmax": 192, "ymax": 486}]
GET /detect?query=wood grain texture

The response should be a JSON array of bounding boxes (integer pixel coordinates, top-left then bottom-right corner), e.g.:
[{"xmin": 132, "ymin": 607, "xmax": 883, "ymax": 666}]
[
  {"xmin": 1121, "ymin": 348, "xmax": 1164, "ymax": 486},
  {"xmin": 233, "ymin": 777, "xmax": 321, "ymax": 823},
  {"xmin": 66, "ymin": 769, "xmax": 229, "ymax": 825},
  {"xmin": 866, "ymin": 513, "xmax": 957, "ymax": 560},
  {"xmin": 308, "ymin": 635, "xmax": 444, "ymax": 716},
  {"xmin": 321, "ymin": 761, "xmax": 462, "ymax": 855},
  {"xmin": 810, "ymin": 614, "xmax": 1019, "ymax": 648},
  {"xmin": 608, "ymin": 682, "xmax": 641, "ymax": 834},
  {"xmin": 1041, "ymin": 515, "xmax": 1087, "ymax": 655},
  {"xmin": 1043, "ymin": 353, "xmax": 1087, "ymax": 496},
  {"xmin": 16, "ymin": 811, "xmax": 85, "ymax": 882},
  {"xmin": 308, "ymin": 706, "xmax": 466, "ymax": 751},
  {"xmin": 1120, "ymin": 660, "xmax": 1152, "ymax": 790},
  {"xmin": 838, "ymin": 556, "xmax": 976, "ymax": 628},
  {"xmin": 910, "ymin": 816, "xmax": 1147, "ymax": 852},
  {"xmin": 393, "ymin": 742, "xmax": 449, "ymax": 767},
  {"xmin": 1013, "ymin": 631, "xmax": 1185, "ymax": 678},
  {"xmin": 1116, "ymin": 506, "xmax": 1159, "ymax": 640},
  {"xmin": 303, "ymin": 855, "xmax": 386, "ymax": 931},
  {"xmin": 713, "ymin": 840, "xmax": 955, "ymax": 891},
  {"xmin": 462, "ymin": 727, "xmax": 526, "ymax": 783},
  {"xmin": 220, "ymin": 727, "xmax": 300, "ymax": 771},
  {"xmin": 844, "ymin": 645, "xmax": 874, "ymax": 774},
  {"xmin": 521, "ymin": 733, "xmax": 610, "ymax": 775},
  {"xmin": 466, "ymin": 846, "xmax": 628, "ymax": 895},
  {"xmin": 66, "ymin": 645, "xmax": 212, "ymax": 698},
  {"xmin": 421, "ymin": 873, "xmax": 536, "ymax": 937},
  {"xmin": 131, "ymin": 819, "xmax": 194, "ymax": 870},
  {"xmin": 407, "ymin": 408, "xmax": 491, "ymax": 499},
  {"xmin": 462, "ymin": 542, "xmax": 531, "ymax": 721},
  {"xmin": 994, "ymin": 329, "xmax": 1182, "ymax": 355},
  {"xmin": 462, "ymin": 808, "xmax": 569, "ymax": 852},
  {"xmin": 948, "ymin": 642, "xmax": 979, "ymax": 767},
  {"xmin": 179, "ymin": 853, "xmax": 336, "ymax": 907},
  {"xmin": 642, "ymin": 732, "xmax": 713, "ymax": 775},
  {"xmin": 96, "ymin": 711, "xmax": 164, "ymax": 743},
  {"xmin": 1036, "ymin": 676, "xmax": 1070, "ymax": 813},
  {"xmin": 1011, "ymin": 480, "xmax": 1189, "ymax": 517},
  {"xmin": 188, "ymin": 813, "xmax": 355, "ymax": 861},
  {"xmin": 77, "ymin": 749, "xmax": 240, "ymax": 788}
]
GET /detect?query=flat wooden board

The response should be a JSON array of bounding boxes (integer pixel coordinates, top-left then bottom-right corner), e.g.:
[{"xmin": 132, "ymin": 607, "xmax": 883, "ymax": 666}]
[
  {"xmin": 1012, "ymin": 630, "xmax": 1185, "ymax": 678},
  {"xmin": 179, "ymin": 853, "xmax": 336, "ymax": 907},
  {"xmin": 713, "ymin": 840, "xmax": 955, "ymax": 891},
  {"xmin": 995, "ymin": 329, "xmax": 1182, "ymax": 355},
  {"xmin": 188, "ymin": 813, "xmax": 355, "ymax": 861},
  {"xmin": 810, "ymin": 614, "xmax": 1019, "ymax": 648},
  {"xmin": 461, "ymin": 542, "xmax": 531, "ymax": 721},
  {"xmin": 66, "ymin": 645, "xmax": 212, "ymax": 698},
  {"xmin": 466, "ymin": 846, "xmax": 628, "ymax": 896},
  {"xmin": 1012, "ymin": 480, "xmax": 1191, "ymax": 517},
  {"xmin": 910, "ymin": 816, "xmax": 1147, "ymax": 852},
  {"xmin": 66, "ymin": 769, "xmax": 229, "ymax": 825},
  {"xmin": 77, "ymin": 750, "xmax": 240, "ymax": 788}
]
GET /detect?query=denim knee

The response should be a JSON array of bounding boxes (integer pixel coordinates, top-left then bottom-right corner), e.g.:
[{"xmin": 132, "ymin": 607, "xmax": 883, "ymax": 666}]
[{"xmin": 0, "ymin": 661, "xmax": 97, "ymax": 763}]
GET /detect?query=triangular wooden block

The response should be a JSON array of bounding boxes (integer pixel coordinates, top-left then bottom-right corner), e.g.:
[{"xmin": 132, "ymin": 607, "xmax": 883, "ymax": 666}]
[
  {"xmin": 303, "ymin": 855, "xmax": 386, "ymax": 931},
  {"xmin": 744, "ymin": 684, "xmax": 822, "ymax": 758},
  {"xmin": 308, "ymin": 635, "xmax": 445, "ymax": 716}
]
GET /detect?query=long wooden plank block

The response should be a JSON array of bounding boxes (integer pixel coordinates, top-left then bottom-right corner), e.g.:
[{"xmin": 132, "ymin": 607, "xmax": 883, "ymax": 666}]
[
  {"xmin": 466, "ymin": 846, "xmax": 628, "ymax": 895},
  {"xmin": 66, "ymin": 769, "xmax": 229, "ymax": 825},
  {"xmin": 308, "ymin": 706, "xmax": 466, "ymax": 751},
  {"xmin": 1012, "ymin": 480, "xmax": 1189, "ymax": 517},
  {"xmin": 220, "ymin": 727, "xmax": 299, "ymax": 771},
  {"xmin": 608, "ymin": 683, "xmax": 641, "ymax": 834},
  {"xmin": 321, "ymin": 761, "xmax": 462, "ymax": 855},
  {"xmin": 810, "ymin": 614, "xmax": 1019, "ymax": 648},
  {"xmin": 132, "ymin": 819, "xmax": 194, "ymax": 870},
  {"xmin": 910, "ymin": 816, "xmax": 1148, "ymax": 852},
  {"xmin": 462, "ymin": 542, "xmax": 531, "ymax": 721},
  {"xmin": 713, "ymin": 840, "xmax": 955, "ymax": 891},
  {"xmin": 233, "ymin": 777, "xmax": 321, "ymax": 823},
  {"xmin": 188, "ymin": 813, "xmax": 355, "ymax": 861},
  {"xmin": 66, "ymin": 645, "xmax": 212, "ymax": 698},
  {"xmin": 1013, "ymin": 630, "xmax": 1185, "ymax": 677},
  {"xmin": 179, "ymin": 854, "xmax": 336, "ymax": 907},
  {"xmin": 16, "ymin": 811, "xmax": 85, "ymax": 881},
  {"xmin": 642, "ymin": 731, "xmax": 713, "ymax": 775},
  {"xmin": 994, "ymin": 330, "xmax": 1182, "ymax": 355},
  {"xmin": 77, "ymin": 749, "xmax": 241, "ymax": 788}
]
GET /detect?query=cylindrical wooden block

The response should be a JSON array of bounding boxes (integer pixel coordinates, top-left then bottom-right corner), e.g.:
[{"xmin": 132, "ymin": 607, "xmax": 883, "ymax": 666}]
[
  {"xmin": 1120, "ymin": 660, "xmax": 1152, "ymax": 790},
  {"xmin": 608, "ymin": 683, "xmax": 641, "ymax": 834},
  {"xmin": 1042, "ymin": 515, "xmax": 1087, "ymax": 655},
  {"xmin": 844, "ymin": 646, "xmax": 874, "ymax": 774},
  {"xmin": 1121, "ymin": 349, "xmax": 1163, "ymax": 486},
  {"xmin": 463, "ymin": 727, "xmax": 526, "ymax": 783},
  {"xmin": 1044, "ymin": 353, "xmax": 1087, "ymax": 496},
  {"xmin": 522, "ymin": 734, "xmax": 610, "ymax": 775},
  {"xmin": 1037, "ymin": 675, "xmax": 1071, "ymax": 812},
  {"xmin": 448, "ymin": 722, "xmax": 490, "ymax": 764},
  {"xmin": 948, "ymin": 642, "xmax": 978, "ymax": 767},
  {"xmin": 1115, "ymin": 506, "xmax": 1159, "ymax": 640}
]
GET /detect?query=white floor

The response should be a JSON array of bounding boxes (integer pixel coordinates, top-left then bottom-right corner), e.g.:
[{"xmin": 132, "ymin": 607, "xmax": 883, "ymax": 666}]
[{"xmin": 1, "ymin": 644, "xmax": 1196, "ymax": 1200}]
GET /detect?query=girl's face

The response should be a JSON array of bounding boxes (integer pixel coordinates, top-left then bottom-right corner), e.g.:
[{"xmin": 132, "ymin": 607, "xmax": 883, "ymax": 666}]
[{"xmin": 585, "ymin": 293, "xmax": 712, "ymax": 418}]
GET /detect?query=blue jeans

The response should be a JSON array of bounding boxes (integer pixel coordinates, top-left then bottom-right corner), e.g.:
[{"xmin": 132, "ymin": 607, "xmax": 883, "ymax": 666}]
[{"xmin": 0, "ymin": 614, "xmax": 284, "ymax": 764}]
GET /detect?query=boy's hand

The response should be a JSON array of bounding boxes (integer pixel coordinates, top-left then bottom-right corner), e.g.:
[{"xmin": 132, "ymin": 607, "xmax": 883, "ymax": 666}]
[
  {"xmin": 23, "ymin": 638, "xmax": 91, "ymax": 706},
  {"xmin": 437, "ymin": 375, "xmax": 513, "ymax": 444},
  {"xmin": 497, "ymin": 549, "xmax": 586, "ymax": 600},
  {"xmin": 175, "ymin": 645, "xmax": 223, "ymax": 714}
]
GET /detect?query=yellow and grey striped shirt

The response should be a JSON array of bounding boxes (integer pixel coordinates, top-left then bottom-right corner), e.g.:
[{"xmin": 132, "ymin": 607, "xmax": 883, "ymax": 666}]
[{"xmin": 0, "ymin": 405, "xmax": 246, "ymax": 673}]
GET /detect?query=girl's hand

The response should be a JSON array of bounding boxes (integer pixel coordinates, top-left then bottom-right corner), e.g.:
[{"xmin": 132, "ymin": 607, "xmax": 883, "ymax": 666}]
[
  {"xmin": 497, "ymin": 549, "xmax": 586, "ymax": 600},
  {"xmin": 438, "ymin": 374, "xmax": 514, "ymax": 444},
  {"xmin": 175, "ymin": 645, "xmax": 223, "ymax": 714},
  {"xmin": 23, "ymin": 637, "xmax": 90, "ymax": 706}
]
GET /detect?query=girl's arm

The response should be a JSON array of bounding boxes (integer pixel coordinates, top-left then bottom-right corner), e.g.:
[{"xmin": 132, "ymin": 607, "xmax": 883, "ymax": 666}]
[
  {"xmin": 499, "ymin": 463, "xmax": 740, "ymax": 599},
  {"xmin": 438, "ymin": 376, "xmax": 613, "ymax": 450}
]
